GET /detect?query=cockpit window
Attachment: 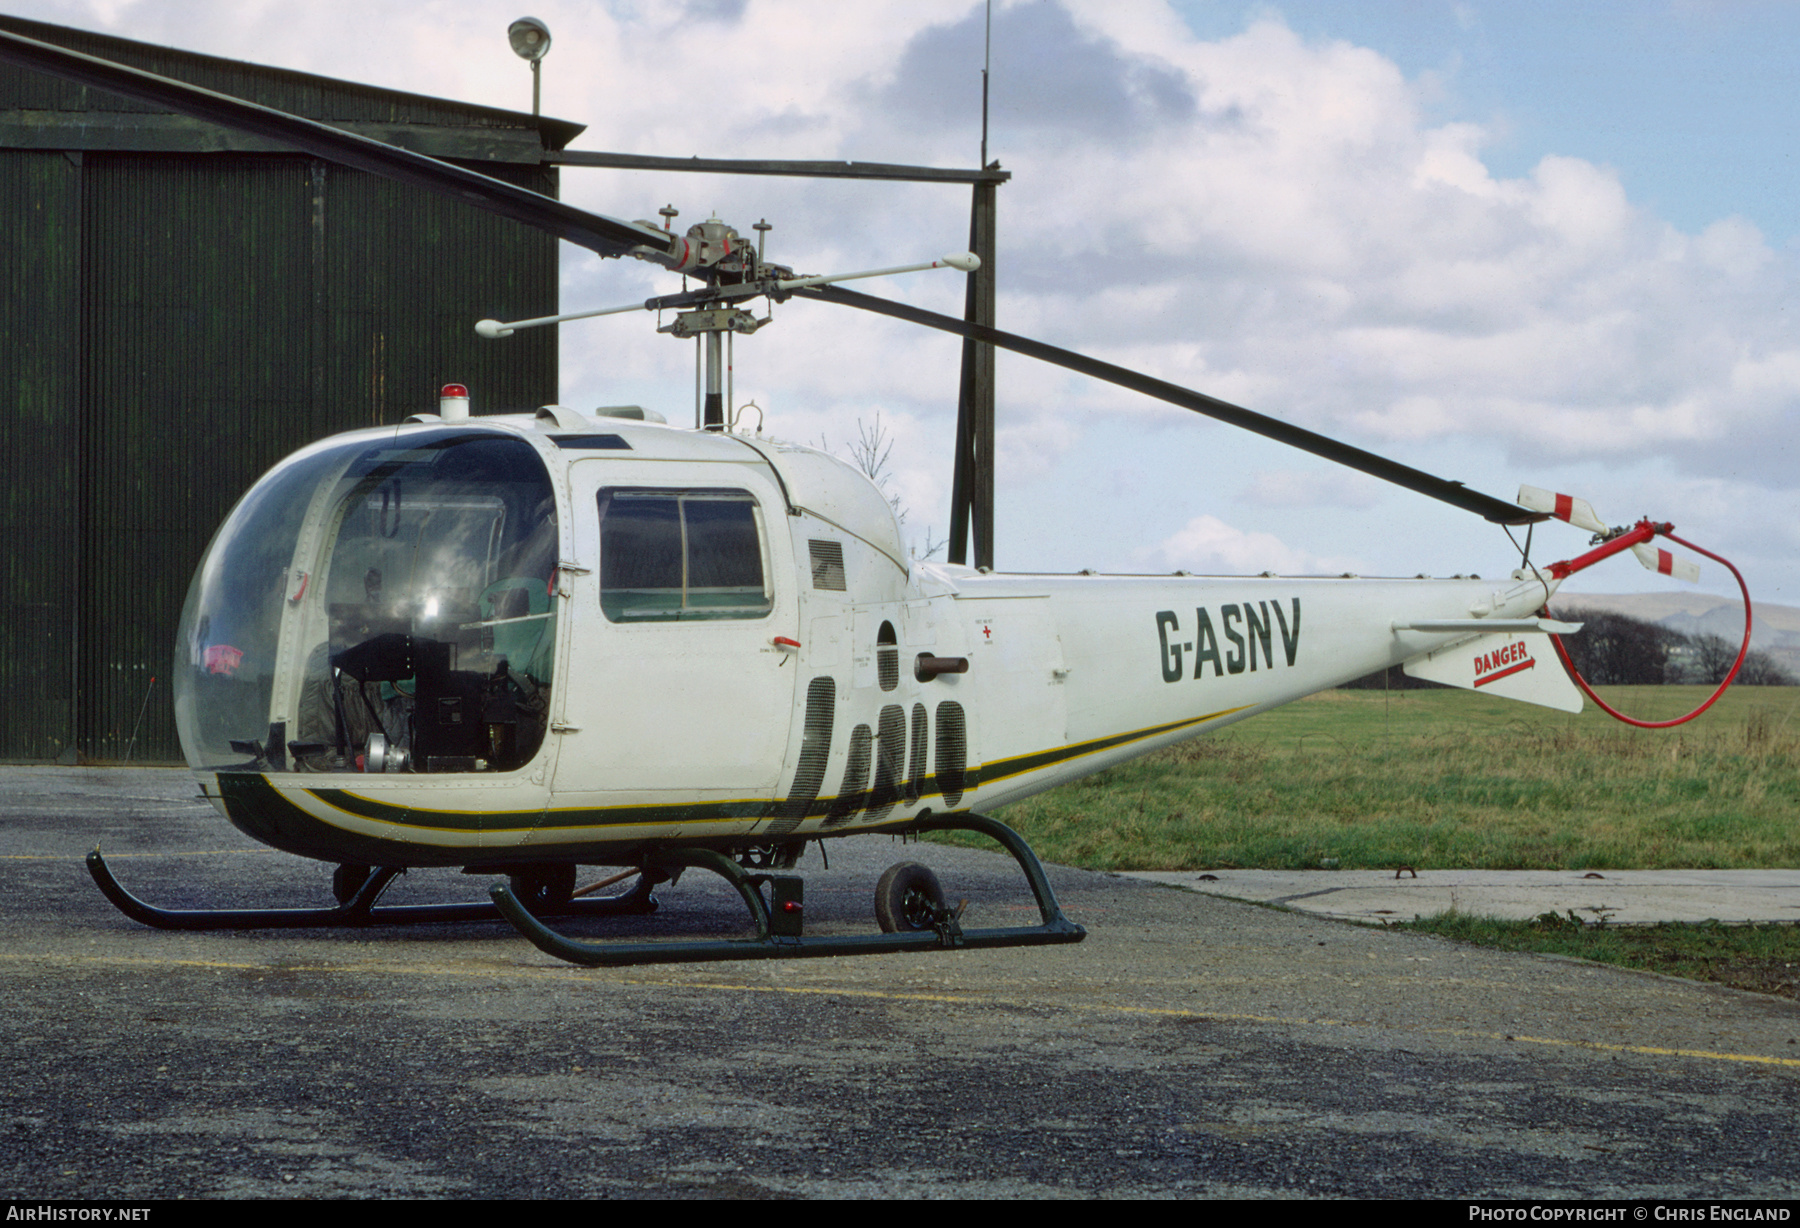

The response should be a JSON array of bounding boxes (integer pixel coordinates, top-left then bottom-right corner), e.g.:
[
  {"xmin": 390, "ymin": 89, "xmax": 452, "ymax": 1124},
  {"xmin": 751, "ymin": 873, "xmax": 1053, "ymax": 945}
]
[
  {"xmin": 312, "ymin": 435, "xmax": 558, "ymax": 772},
  {"xmin": 174, "ymin": 428, "xmax": 560, "ymax": 774},
  {"xmin": 598, "ymin": 489, "xmax": 771, "ymax": 622}
]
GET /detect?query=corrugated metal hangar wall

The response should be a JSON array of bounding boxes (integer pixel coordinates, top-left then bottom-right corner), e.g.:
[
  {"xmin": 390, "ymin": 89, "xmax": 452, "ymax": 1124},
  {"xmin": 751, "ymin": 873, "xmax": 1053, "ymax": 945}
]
[{"xmin": 0, "ymin": 16, "xmax": 572, "ymax": 763}]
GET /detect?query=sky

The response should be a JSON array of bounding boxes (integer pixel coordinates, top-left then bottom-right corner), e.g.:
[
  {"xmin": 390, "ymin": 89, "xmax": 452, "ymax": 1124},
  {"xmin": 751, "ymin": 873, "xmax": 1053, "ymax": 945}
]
[{"xmin": 11, "ymin": 0, "xmax": 1797, "ymax": 606}]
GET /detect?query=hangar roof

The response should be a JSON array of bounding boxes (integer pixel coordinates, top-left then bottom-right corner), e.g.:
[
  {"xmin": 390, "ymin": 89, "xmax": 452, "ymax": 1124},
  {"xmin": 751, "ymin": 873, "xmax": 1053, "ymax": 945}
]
[{"xmin": 0, "ymin": 14, "xmax": 584, "ymax": 163}]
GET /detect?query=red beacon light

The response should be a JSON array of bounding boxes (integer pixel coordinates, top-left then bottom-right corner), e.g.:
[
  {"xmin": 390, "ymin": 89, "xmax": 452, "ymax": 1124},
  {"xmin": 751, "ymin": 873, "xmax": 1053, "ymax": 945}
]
[{"xmin": 439, "ymin": 383, "xmax": 470, "ymax": 421}]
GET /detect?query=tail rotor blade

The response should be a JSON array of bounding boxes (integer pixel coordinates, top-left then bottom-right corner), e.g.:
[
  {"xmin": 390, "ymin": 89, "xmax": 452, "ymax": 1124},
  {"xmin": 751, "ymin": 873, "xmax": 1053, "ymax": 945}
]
[
  {"xmin": 1631, "ymin": 542, "xmax": 1701, "ymax": 583},
  {"xmin": 1517, "ymin": 486, "xmax": 1608, "ymax": 534}
]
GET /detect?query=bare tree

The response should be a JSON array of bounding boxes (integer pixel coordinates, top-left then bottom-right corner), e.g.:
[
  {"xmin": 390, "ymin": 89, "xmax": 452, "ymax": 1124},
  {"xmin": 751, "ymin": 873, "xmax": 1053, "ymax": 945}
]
[
  {"xmin": 1686, "ymin": 633, "xmax": 1742, "ymax": 685},
  {"xmin": 1550, "ymin": 607, "xmax": 1683, "ymax": 685},
  {"xmin": 910, "ymin": 524, "xmax": 948, "ymax": 562},
  {"xmin": 826, "ymin": 413, "xmax": 945, "ymax": 560},
  {"xmin": 848, "ymin": 416, "xmax": 900, "ymax": 515},
  {"xmin": 1550, "ymin": 610, "xmax": 1795, "ymax": 686},
  {"xmin": 821, "ymin": 414, "xmax": 902, "ymax": 520},
  {"xmin": 1736, "ymin": 650, "xmax": 1797, "ymax": 686}
]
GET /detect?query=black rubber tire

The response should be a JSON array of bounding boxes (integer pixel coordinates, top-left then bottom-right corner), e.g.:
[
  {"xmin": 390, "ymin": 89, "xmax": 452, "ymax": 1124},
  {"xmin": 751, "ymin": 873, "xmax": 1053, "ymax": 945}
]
[
  {"xmin": 331, "ymin": 863, "xmax": 372, "ymax": 906},
  {"xmin": 508, "ymin": 863, "xmax": 577, "ymax": 915},
  {"xmin": 874, "ymin": 862, "xmax": 945, "ymax": 933}
]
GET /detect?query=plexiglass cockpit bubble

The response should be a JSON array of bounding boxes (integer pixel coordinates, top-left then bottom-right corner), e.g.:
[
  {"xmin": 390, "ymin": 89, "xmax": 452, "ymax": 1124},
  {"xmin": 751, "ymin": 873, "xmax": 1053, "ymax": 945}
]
[{"xmin": 175, "ymin": 428, "xmax": 558, "ymax": 775}]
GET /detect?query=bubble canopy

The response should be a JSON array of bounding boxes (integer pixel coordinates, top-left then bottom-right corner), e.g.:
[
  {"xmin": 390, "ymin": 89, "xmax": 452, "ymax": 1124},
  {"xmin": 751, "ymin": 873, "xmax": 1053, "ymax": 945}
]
[{"xmin": 175, "ymin": 427, "xmax": 559, "ymax": 775}]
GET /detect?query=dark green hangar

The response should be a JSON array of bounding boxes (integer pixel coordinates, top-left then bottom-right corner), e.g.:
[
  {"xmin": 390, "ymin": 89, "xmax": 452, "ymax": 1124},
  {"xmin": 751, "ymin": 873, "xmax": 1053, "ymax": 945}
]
[{"xmin": 0, "ymin": 16, "xmax": 574, "ymax": 762}]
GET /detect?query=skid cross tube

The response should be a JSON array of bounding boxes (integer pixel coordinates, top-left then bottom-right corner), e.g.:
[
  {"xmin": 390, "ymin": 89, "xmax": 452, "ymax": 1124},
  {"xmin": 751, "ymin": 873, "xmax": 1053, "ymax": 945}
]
[
  {"xmin": 86, "ymin": 847, "xmax": 658, "ymax": 930},
  {"xmin": 491, "ymin": 813, "xmax": 1086, "ymax": 968}
]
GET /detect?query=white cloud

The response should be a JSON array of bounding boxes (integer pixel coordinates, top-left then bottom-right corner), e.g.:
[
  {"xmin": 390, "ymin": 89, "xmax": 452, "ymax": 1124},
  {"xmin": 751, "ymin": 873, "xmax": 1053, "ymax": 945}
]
[
  {"xmin": 1137, "ymin": 514, "xmax": 1358, "ymax": 576},
  {"xmin": 964, "ymin": 14, "xmax": 1800, "ymax": 483}
]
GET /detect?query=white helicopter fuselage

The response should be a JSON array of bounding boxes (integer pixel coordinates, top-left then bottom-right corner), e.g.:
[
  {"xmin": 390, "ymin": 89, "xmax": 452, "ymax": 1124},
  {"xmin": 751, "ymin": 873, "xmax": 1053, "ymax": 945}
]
[{"xmin": 184, "ymin": 411, "xmax": 1565, "ymax": 871}]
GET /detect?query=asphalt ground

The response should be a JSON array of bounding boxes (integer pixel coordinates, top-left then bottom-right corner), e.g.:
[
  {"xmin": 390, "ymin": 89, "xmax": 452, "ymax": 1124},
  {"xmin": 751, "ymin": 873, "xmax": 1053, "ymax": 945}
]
[{"xmin": 3, "ymin": 767, "xmax": 1799, "ymax": 1199}]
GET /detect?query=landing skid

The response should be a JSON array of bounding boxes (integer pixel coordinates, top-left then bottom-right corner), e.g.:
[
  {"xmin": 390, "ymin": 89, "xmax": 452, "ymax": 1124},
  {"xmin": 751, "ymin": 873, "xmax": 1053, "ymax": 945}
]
[
  {"xmin": 491, "ymin": 812, "xmax": 1087, "ymax": 967},
  {"xmin": 85, "ymin": 847, "xmax": 659, "ymax": 930}
]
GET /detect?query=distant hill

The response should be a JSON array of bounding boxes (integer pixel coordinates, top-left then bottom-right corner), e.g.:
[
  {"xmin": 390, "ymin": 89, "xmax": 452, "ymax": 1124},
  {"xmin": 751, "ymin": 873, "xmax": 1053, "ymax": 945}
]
[{"xmin": 1548, "ymin": 592, "xmax": 1800, "ymax": 681}]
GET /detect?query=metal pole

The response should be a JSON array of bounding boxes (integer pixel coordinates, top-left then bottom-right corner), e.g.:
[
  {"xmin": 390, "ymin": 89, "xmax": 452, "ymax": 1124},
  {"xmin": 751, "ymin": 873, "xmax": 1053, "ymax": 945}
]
[
  {"xmin": 952, "ymin": 6, "xmax": 998, "ymax": 569},
  {"xmin": 703, "ymin": 330, "xmax": 724, "ymax": 430},
  {"xmin": 949, "ymin": 180, "xmax": 997, "ymax": 569}
]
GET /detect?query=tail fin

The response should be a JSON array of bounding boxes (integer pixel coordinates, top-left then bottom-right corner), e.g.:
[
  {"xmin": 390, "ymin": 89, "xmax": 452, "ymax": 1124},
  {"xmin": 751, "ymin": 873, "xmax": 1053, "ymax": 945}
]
[{"xmin": 1403, "ymin": 627, "xmax": 1583, "ymax": 713}]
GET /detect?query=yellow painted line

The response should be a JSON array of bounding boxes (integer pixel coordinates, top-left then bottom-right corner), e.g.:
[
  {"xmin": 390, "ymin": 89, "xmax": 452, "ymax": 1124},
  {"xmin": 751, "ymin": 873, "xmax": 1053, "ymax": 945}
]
[
  {"xmin": 632, "ymin": 981, "xmax": 1800, "ymax": 1068},
  {"xmin": 6, "ymin": 950, "xmax": 1796, "ymax": 1070},
  {"xmin": 1500, "ymin": 1033, "xmax": 1800, "ymax": 1069}
]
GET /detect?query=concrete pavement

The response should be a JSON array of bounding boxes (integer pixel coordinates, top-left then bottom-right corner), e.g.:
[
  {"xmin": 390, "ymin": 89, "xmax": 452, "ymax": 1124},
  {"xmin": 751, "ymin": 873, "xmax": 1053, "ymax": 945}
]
[
  {"xmin": 6, "ymin": 766, "xmax": 1800, "ymax": 1198},
  {"xmin": 1124, "ymin": 868, "xmax": 1800, "ymax": 925}
]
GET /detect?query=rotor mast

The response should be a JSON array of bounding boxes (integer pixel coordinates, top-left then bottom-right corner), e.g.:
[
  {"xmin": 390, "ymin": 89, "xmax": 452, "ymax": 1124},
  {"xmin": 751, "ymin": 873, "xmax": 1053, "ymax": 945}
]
[{"xmin": 651, "ymin": 213, "xmax": 766, "ymax": 431}]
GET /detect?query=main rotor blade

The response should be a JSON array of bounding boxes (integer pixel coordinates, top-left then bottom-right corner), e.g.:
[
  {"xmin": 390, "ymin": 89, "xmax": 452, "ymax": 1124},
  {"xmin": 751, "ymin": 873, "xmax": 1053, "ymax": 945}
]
[
  {"xmin": 1, "ymin": 26, "xmax": 1540, "ymax": 529},
  {"xmin": 800, "ymin": 284, "xmax": 1542, "ymax": 526},
  {"xmin": 0, "ymin": 28, "xmax": 677, "ymax": 264}
]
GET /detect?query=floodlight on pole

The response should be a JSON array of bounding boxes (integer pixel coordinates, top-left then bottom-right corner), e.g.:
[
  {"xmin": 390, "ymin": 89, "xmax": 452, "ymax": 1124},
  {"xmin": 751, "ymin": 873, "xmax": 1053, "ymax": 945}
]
[{"xmin": 507, "ymin": 17, "xmax": 551, "ymax": 116}]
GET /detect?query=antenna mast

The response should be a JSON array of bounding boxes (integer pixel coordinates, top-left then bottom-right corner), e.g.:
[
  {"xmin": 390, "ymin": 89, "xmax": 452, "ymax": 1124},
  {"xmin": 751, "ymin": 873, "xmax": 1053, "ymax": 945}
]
[{"xmin": 980, "ymin": 0, "xmax": 992, "ymax": 168}]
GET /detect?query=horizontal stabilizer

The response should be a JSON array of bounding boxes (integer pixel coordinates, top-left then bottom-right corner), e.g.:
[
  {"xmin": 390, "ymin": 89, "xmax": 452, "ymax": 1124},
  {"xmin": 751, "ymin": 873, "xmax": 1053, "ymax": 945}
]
[
  {"xmin": 1395, "ymin": 618, "xmax": 1583, "ymax": 635},
  {"xmin": 1404, "ymin": 631, "xmax": 1583, "ymax": 713}
]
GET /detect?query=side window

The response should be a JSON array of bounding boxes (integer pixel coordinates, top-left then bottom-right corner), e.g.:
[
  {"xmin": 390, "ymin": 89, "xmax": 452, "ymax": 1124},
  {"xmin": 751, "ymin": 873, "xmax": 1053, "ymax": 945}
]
[{"xmin": 599, "ymin": 488, "xmax": 772, "ymax": 622}]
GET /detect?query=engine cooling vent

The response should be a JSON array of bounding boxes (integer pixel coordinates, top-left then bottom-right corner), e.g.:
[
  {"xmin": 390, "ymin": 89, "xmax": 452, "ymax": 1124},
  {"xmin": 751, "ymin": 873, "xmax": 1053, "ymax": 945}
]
[
  {"xmin": 904, "ymin": 703, "xmax": 928, "ymax": 804},
  {"xmin": 935, "ymin": 701, "xmax": 967, "ymax": 807},
  {"xmin": 808, "ymin": 540, "xmax": 847, "ymax": 591},
  {"xmin": 863, "ymin": 705, "xmax": 906, "ymax": 821},
  {"xmin": 770, "ymin": 676, "xmax": 835, "ymax": 831},
  {"xmin": 824, "ymin": 724, "xmax": 871, "ymax": 827}
]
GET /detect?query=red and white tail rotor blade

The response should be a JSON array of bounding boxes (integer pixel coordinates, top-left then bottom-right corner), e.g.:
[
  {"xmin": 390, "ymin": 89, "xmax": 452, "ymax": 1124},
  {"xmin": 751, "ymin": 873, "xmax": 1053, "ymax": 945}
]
[
  {"xmin": 1516, "ymin": 485, "xmax": 1607, "ymax": 535},
  {"xmin": 1630, "ymin": 542, "xmax": 1701, "ymax": 583},
  {"xmin": 1522, "ymin": 483, "xmax": 1703, "ymax": 585}
]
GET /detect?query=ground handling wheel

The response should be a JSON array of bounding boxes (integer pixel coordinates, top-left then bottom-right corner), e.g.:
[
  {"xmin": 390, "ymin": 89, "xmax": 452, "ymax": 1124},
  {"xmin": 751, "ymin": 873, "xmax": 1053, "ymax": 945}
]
[
  {"xmin": 875, "ymin": 861, "xmax": 946, "ymax": 933},
  {"xmin": 508, "ymin": 863, "xmax": 577, "ymax": 915}
]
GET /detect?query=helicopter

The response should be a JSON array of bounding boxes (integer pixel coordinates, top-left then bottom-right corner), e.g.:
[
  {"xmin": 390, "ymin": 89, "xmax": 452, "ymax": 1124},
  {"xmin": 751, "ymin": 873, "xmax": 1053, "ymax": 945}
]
[{"xmin": 0, "ymin": 25, "xmax": 1732, "ymax": 968}]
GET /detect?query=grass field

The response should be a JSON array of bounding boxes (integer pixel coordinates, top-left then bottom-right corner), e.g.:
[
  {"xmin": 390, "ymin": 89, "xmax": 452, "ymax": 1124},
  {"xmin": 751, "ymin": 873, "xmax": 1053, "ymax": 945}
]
[
  {"xmin": 1394, "ymin": 911, "xmax": 1800, "ymax": 1000},
  {"xmin": 991, "ymin": 685, "xmax": 1800, "ymax": 872}
]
